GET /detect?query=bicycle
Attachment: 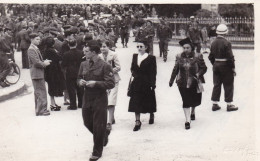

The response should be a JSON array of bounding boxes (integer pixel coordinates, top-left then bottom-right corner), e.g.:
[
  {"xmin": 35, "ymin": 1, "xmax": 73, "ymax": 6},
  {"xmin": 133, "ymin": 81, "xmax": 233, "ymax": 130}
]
[{"xmin": 5, "ymin": 59, "xmax": 21, "ymax": 85}]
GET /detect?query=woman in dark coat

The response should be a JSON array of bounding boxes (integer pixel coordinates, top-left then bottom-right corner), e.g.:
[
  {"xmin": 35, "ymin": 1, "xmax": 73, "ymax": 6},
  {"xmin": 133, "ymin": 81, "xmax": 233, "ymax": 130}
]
[
  {"xmin": 43, "ymin": 37, "xmax": 65, "ymax": 111},
  {"xmin": 128, "ymin": 40, "xmax": 157, "ymax": 131},
  {"xmin": 169, "ymin": 38, "xmax": 207, "ymax": 130}
]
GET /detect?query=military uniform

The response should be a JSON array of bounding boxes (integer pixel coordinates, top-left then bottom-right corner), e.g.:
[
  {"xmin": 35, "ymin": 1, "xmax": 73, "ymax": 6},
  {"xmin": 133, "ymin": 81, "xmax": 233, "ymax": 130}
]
[
  {"xmin": 208, "ymin": 36, "xmax": 235, "ymax": 103},
  {"xmin": 144, "ymin": 25, "xmax": 155, "ymax": 55},
  {"xmin": 156, "ymin": 22, "xmax": 172, "ymax": 61},
  {"xmin": 119, "ymin": 18, "xmax": 129, "ymax": 48},
  {"xmin": 78, "ymin": 56, "xmax": 115, "ymax": 158}
]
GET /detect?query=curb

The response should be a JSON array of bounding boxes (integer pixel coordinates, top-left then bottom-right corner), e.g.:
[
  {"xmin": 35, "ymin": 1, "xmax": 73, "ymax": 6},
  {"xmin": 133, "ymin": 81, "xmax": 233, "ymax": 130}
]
[{"xmin": 0, "ymin": 81, "xmax": 27, "ymax": 103}]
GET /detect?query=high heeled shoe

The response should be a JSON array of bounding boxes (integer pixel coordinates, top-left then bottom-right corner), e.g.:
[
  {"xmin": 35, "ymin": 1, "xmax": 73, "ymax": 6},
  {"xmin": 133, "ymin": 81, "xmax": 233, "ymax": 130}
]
[
  {"xmin": 50, "ymin": 105, "xmax": 61, "ymax": 111},
  {"xmin": 185, "ymin": 122, "xmax": 190, "ymax": 130},
  {"xmin": 133, "ymin": 120, "xmax": 142, "ymax": 131},
  {"xmin": 191, "ymin": 114, "xmax": 195, "ymax": 121}
]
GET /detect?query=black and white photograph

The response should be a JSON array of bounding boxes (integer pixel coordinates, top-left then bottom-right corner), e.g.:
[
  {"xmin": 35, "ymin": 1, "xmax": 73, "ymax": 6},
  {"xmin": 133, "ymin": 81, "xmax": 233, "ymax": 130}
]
[{"xmin": 0, "ymin": 0, "xmax": 258, "ymax": 160}]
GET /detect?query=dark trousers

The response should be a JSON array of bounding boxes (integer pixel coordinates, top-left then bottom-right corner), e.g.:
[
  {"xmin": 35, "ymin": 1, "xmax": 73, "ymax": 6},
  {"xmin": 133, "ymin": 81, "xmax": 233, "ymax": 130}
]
[
  {"xmin": 82, "ymin": 92, "xmax": 108, "ymax": 157},
  {"xmin": 21, "ymin": 49, "xmax": 29, "ymax": 68},
  {"xmin": 66, "ymin": 78, "xmax": 83, "ymax": 108},
  {"xmin": 120, "ymin": 32, "xmax": 129, "ymax": 45},
  {"xmin": 32, "ymin": 79, "xmax": 48, "ymax": 115},
  {"xmin": 159, "ymin": 39, "xmax": 168, "ymax": 58},
  {"xmin": 193, "ymin": 43, "xmax": 202, "ymax": 53},
  {"xmin": 211, "ymin": 62, "xmax": 234, "ymax": 102},
  {"xmin": 148, "ymin": 40, "xmax": 154, "ymax": 55}
]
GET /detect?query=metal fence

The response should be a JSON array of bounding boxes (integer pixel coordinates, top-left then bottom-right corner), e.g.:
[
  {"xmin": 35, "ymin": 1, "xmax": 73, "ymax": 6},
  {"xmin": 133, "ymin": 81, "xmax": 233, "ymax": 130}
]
[{"xmin": 146, "ymin": 17, "xmax": 254, "ymax": 42}]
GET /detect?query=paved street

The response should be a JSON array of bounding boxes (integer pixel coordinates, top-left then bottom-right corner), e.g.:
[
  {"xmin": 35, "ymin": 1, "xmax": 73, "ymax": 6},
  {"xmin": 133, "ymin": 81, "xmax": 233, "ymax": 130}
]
[{"xmin": 0, "ymin": 37, "xmax": 257, "ymax": 161}]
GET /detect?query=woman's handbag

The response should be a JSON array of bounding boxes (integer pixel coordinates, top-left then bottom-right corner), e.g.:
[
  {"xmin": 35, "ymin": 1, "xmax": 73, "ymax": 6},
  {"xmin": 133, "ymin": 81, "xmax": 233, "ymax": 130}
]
[
  {"xmin": 127, "ymin": 76, "xmax": 133, "ymax": 97},
  {"xmin": 195, "ymin": 77, "xmax": 204, "ymax": 93}
]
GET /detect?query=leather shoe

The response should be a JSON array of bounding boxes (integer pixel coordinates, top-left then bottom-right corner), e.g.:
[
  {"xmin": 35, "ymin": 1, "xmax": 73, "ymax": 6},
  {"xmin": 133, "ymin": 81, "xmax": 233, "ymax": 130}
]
[
  {"xmin": 36, "ymin": 112, "xmax": 50, "ymax": 116},
  {"xmin": 212, "ymin": 104, "xmax": 221, "ymax": 111},
  {"xmin": 0, "ymin": 81, "xmax": 10, "ymax": 88},
  {"xmin": 227, "ymin": 104, "xmax": 238, "ymax": 112},
  {"xmin": 89, "ymin": 155, "xmax": 100, "ymax": 161},
  {"xmin": 103, "ymin": 129, "xmax": 110, "ymax": 147},
  {"xmin": 67, "ymin": 106, "xmax": 77, "ymax": 110}
]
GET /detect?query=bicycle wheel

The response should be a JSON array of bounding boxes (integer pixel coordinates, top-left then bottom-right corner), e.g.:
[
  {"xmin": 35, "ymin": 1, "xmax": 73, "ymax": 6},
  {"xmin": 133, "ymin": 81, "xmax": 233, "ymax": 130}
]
[{"xmin": 5, "ymin": 63, "xmax": 21, "ymax": 85}]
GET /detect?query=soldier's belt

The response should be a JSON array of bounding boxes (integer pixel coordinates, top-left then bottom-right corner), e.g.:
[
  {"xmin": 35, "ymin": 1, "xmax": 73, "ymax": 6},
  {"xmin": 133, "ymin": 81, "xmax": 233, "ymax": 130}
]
[{"xmin": 215, "ymin": 58, "xmax": 228, "ymax": 61}]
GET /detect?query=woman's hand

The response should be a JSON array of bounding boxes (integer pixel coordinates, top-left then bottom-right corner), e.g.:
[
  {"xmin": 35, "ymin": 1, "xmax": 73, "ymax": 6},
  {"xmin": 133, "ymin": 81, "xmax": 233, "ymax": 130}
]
[{"xmin": 79, "ymin": 79, "xmax": 87, "ymax": 86}]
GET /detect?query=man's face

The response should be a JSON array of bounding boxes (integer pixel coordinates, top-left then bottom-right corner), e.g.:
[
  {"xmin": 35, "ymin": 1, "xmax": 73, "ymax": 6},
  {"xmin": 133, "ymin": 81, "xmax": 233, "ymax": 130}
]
[{"xmin": 32, "ymin": 36, "xmax": 41, "ymax": 46}]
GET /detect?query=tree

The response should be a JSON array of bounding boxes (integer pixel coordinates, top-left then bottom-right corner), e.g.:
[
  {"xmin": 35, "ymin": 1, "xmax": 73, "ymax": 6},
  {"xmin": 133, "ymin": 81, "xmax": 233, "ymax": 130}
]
[
  {"xmin": 194, "ymin": 9, "xmax": 220, "ymax": 18},
  {"xmin": 218, "ymin": 4, "xmax": 254, "ymax": 17},
  {"xmin": 153, "ymin": 4, "xmax": 201, "ymax": 18}
]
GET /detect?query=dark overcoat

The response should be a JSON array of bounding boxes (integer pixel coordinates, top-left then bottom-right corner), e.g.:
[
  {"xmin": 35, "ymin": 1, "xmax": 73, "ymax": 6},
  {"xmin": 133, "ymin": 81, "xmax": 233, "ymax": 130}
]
[
  {"xmin": 43, "ymin": 47, "xmax": 65, "ymax": 96},
  {"xmin": 128, "ymin": 54, "xmax": 157, "ymax": 113}
]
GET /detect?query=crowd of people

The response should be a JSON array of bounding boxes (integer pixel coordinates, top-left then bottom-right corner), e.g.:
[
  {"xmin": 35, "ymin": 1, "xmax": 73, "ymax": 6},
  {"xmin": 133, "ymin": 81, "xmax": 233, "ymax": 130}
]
[{"xmin": 0, "ymin": 4, "xmax": 239, "ymax": 161}]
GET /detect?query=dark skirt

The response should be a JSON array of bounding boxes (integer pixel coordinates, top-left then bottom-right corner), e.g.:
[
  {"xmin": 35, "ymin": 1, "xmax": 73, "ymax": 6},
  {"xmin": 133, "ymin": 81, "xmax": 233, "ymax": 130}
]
[
  {"xmin": 128, "ymin": 89, "xmax": 157, "ymax": 114},
  {"xmin": 178, "ymin": 86, "xmax": 202, "ymax": 108}
]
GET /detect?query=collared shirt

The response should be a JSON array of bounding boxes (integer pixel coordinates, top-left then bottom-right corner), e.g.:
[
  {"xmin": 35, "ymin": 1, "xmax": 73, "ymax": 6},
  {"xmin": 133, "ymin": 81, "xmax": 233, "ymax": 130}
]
[{"xmin": 137, "ymin": 53, "xmax": 148, "ymax": 67}]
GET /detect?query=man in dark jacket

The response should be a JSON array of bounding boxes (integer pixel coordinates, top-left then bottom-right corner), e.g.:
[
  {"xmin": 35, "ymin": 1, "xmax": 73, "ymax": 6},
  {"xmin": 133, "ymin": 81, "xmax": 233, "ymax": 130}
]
[
  {"xmin": 78, "ymin": 40, "xmax": 115, "ymax": 161},
  {"xmin": 61, "ymin": 38, "xmax": 84, "ymax": 110},
  {"xmin": 208, "ymin": 24, "xmax": 238, "ymax": 112}
]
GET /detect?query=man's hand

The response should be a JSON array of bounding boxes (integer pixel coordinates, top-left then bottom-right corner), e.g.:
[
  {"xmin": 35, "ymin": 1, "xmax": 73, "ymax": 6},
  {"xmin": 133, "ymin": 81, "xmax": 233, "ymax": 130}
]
[
  {"xmin": 232, "ymin": 68, "xmax": 236, "ymax": 77},
  {"xmin": 169, "ymin": 82, "xmax": 173, "ymax": 87},
  {"xmin": 44, "ymin": 59, "xmax": 52, "ymax": 66},
  {"xmin": 85, "ymin": 80, "xmax": 96, "ymax": 88}
]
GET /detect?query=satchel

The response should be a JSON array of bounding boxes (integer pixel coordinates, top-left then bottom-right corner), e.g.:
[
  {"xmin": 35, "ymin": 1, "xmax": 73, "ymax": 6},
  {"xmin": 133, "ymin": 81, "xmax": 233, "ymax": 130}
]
[{"xmin": 127, "ymin": 76, "xmax": 133, "ymax": 97}]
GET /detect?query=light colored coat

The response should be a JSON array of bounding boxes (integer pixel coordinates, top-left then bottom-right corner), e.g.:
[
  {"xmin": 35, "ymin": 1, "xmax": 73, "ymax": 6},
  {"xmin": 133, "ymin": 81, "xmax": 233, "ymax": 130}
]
[
  {"xmin": 99, "ymin": 50, "xmax": 121, "ymax": 83},
  {"xmin": 28, "ymin": 44, "xmax": 46, "ymax": 79}
]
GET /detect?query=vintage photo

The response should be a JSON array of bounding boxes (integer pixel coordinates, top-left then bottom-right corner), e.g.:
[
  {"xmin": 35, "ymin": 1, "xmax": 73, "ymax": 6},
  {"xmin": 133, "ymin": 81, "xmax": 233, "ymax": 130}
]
[{"xmin": 0, "ymin": 0, "xmax": 257, "ymax": 161}]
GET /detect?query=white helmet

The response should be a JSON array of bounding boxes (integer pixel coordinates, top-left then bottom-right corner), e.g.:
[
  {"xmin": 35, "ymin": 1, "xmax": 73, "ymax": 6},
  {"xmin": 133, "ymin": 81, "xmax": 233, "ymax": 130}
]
[{"xmin": 216, "ymin": 24, "xmax": 228, "ymax": 35}]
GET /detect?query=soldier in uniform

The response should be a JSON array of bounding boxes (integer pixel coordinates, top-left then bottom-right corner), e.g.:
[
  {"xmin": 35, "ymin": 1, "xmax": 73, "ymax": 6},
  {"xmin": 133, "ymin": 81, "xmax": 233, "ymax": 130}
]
[
  {"xmin": 0, "ymin": 27, "xmax": 12, "ymax": 88},
  {"xmin": 78, "ymin": 40, "xmax": 115, "ymax": 161},
  {"xmin": 119, "ymin": 15, "xmax": 130, "ymax": 48},
  {"xmin": 208, "ymin": 24, "xmax": 238, "ymax": 112},
  {"xmin": 18, "ymin": 23, "xmax": 31, "ymax": 69},
  {"xmin": 144, "ymin": 20, "xmax": 155, "ymax": 55},
  {"xmin": 157, "ymin": 19, "xmax": 172, "ymax": 62}
]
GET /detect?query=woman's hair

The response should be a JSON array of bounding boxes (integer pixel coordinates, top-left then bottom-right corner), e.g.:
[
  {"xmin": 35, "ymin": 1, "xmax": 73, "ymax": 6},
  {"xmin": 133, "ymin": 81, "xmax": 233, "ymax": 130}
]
[
  {"xmin": 136, "ymin": 40, "xmax": 150, "ymax": 53},
  {"xmin": 183, "ymin": 43, "xmax": 195, "ymax": 51},
  {"xmin": 45, "ymin": 37, "xmax": 55, "ymax": 48}
]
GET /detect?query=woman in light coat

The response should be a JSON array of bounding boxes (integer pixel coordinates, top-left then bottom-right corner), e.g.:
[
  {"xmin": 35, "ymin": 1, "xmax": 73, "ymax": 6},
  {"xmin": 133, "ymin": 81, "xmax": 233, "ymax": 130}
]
[{"xmin": 99, "ymin": 40, "xmax": 121, "ymax": 131}]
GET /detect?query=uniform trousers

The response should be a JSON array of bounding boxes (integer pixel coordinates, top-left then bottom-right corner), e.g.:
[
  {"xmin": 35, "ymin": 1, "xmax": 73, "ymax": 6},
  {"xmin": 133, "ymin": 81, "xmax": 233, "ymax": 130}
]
[
  {"xmin": 82, "ymin": 92, "xmax": 108, "ymax": 157},
  {"xmin": 211, "ymin": 61, "xmax": 234, "ymax": 102},
  {"xmin": 32, "ymin": 79, "xmax": 48, "ymax": 115},
  {"xmin": 148, "ymin": 40, "xmax": 154, "ymax": 55},
  {"xmin": 120, "ymin": 32, "xmax": 129, "ymax": 45},
  {"xmin": 159, "ymin": 39, "xmax": 168, "ymax": 57},
  {"xmin": 21, "ymin": 49, "xmax": 29, "ymax": 68},
  {"xmin": 193, "ymin": 43, "xmax": 202, "ymax": 53},
  {"xmin": 66, "ymin": 78, "xmax": 83, "ymax": 108}
]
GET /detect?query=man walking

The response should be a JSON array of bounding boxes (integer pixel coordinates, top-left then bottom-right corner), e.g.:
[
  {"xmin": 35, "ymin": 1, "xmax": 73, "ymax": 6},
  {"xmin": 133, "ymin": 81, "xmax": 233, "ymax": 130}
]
[
  {"xmin": 208, "ymin": 24, "xmax": 238, "ymax": 112},
  {"xmin": 78, "ymin": 40, "xmax": 115, "ymax": 161}
]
